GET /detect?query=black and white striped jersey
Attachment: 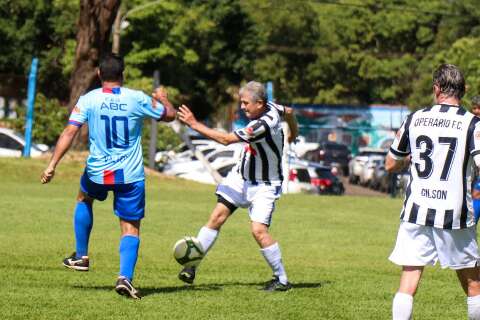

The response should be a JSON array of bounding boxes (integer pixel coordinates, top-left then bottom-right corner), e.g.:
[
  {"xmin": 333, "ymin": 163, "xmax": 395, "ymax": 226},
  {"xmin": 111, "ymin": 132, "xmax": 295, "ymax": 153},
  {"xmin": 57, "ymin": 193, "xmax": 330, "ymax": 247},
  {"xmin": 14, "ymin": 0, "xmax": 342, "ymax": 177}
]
[
  {"xmin": 389, "ymin": 104, "xmax": 480, "ymax": 229},
  {"xmin": 233, "ymin": 101, "xmax": 285, "ymax": 185}
]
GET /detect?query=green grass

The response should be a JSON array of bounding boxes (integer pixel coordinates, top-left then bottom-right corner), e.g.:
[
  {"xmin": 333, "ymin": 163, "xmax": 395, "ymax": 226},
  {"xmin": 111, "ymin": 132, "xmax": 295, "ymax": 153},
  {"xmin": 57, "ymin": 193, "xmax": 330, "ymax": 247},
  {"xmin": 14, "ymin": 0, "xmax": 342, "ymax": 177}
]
[{"xmin": 0, "ymin": 158, "xmax": 470, "ymax": 319}]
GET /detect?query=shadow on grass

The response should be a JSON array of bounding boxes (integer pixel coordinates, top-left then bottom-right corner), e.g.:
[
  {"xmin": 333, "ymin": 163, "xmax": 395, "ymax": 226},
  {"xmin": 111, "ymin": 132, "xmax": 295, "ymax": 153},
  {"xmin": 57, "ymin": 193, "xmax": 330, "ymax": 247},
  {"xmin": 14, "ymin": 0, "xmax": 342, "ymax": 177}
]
[{"xmin": 73, "ymin": 280, "xmax": 331, "ymax": 297}]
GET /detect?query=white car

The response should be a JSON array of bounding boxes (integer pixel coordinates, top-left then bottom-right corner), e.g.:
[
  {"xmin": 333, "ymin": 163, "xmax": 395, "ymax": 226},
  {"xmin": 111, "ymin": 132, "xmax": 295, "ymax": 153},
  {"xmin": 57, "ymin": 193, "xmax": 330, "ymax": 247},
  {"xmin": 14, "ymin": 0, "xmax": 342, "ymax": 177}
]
[
  {"xmin": 348, "ymin": 148, "xmax": 386, "ymax": 184},
  {"xmin": 0, "ymin": 128, "xmax": 48, "ymax": 157}
]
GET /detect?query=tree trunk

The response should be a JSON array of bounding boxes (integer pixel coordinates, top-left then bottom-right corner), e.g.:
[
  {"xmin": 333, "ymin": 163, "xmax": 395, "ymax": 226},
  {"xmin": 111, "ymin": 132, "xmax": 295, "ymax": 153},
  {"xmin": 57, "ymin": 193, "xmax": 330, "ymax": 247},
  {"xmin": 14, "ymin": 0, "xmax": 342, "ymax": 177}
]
[{"xmin": 68, "ymin": 0, "xmax": 121, "ymax": 146}]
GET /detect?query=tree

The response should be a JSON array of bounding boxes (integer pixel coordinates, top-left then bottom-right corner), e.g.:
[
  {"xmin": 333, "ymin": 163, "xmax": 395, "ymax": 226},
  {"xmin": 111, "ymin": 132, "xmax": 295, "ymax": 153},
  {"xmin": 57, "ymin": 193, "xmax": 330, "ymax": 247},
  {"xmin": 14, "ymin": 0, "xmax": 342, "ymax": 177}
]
[{"xmin": 68, "ymin": 0, "xmax": 121, "ymax": 111}]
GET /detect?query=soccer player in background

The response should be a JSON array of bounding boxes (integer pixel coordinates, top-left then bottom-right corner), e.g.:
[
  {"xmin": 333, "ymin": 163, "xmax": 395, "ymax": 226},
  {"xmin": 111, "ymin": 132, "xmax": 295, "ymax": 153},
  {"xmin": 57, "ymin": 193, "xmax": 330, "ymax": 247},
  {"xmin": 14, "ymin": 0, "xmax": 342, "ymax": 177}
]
[
  {"xmin": 471, "ymin": 96, "xmax": 480, "ymax": 224},
  {"xmin": 177, "ymin": 81, "xmax": 298, "ymax": 291},
  {"xmin": 386, "ymin": 64, "xmax": 480, "ymax": 319},
  {"xmin": 40, "ymin": 54, "xmax": 176, "ymax": 299}
]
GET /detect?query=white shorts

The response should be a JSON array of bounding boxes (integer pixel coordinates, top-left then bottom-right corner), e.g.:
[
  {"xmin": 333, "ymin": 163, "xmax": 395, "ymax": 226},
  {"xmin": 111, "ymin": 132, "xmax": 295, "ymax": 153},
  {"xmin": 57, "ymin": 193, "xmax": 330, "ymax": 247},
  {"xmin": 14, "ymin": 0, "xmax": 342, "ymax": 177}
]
[
  {"xmin": 389, "ymin": 221, "xmax": 480, "ymax": 270},
  {"xmin": 215, "ymin": 171, "xmax": 282, "ymax": 226}
]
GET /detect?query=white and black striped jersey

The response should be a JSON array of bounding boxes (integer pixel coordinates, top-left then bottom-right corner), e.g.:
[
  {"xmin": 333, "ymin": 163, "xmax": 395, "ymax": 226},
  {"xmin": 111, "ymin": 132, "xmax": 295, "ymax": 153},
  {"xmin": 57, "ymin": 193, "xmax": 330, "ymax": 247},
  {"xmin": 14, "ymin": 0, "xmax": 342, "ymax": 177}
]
[
  {"xmin": 233, "ymin": 101, "xmax": 285, "ymax": 185},
  {"xmin": 389, "ymin": 104, "xmax": 480, "ymax": 229}
]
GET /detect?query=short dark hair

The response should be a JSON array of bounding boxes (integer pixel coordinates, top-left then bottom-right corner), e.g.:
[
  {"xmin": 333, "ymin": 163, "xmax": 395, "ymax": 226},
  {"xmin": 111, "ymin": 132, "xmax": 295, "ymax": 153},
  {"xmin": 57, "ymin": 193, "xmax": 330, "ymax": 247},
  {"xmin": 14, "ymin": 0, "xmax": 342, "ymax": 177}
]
[
  {"xmin": 432, "ymin": 64, "xmax": 465, "ymax": 100},
  {"xmin": 99, "ymin": 54, "xmax": 124, "ymax": 82},
  {"xmin": 472, "ymin": 95, "xmax": 480, "ymax": 107}
]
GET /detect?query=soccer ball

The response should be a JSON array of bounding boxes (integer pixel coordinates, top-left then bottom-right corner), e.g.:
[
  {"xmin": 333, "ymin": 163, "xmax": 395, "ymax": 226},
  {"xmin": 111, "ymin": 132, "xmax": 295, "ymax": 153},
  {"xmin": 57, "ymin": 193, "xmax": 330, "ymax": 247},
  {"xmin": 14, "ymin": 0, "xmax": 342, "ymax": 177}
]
[{"xmin": 173, "ymin": 236, "xmax": 204, "ymax": 267}]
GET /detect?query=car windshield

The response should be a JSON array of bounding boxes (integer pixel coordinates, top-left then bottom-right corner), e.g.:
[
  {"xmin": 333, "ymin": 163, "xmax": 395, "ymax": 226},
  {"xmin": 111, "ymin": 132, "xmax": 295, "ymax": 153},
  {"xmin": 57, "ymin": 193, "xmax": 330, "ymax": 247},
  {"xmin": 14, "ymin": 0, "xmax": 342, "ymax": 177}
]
[{"xmin": 314, "ymin": 168, "xmax": 335, "ymax": 179}]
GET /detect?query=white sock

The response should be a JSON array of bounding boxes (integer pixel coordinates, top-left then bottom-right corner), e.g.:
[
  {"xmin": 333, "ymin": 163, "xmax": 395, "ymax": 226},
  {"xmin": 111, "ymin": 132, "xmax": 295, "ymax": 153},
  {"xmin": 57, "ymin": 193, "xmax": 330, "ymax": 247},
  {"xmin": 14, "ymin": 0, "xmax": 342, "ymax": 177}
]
[
  {"xmin": 197, "ymin": 226, "xmax": 218, "ymax": 254},
  {"xmin": 468, "ymin": 295, "xmax": 480, "ymax": 320},
  {"xmin": 260, "ymin": 242, "xmax": 288, "ymax": 284},
  {"xmin": 392, "ymin": 292, "xmax": 413, "ymax": 320}
]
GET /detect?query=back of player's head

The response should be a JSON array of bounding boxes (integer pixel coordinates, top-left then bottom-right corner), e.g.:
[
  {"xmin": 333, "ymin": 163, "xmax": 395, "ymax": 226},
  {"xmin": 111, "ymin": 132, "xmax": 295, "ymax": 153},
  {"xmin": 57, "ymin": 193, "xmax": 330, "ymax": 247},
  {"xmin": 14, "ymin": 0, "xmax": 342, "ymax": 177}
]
[
  {"xmin": 472, "ymin": 95, "xmax": 480, "ymax": 107},
  {"xmin": 239, "ymin": 81, "xmax": 267, "ymax": 104},
  {"xmin": 433, "ymin": 64, "xmax": 465, "ymax": 100},
  {"xmin": 99, "ymin": 54, "xmax": 124, "ymax": 82}
]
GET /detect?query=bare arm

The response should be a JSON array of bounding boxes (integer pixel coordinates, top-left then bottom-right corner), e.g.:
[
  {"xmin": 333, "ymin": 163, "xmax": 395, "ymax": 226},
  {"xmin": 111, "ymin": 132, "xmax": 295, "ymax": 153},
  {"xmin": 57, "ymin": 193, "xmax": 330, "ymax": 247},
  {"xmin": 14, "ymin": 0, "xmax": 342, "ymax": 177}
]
[
  {"xmin": 385, "ymin": 153, "xmax": 410, "ymax": 173},
  {"xmin": 284, "ymin": 106, "xmax": 298, "ymax": 143},
  {"xmin": 41, "ymin": 125, "xmax": 80, "ymax": 184},
  {"xmin": 152, "ymin": 86, "xmax": 176, "ymax": 122},
  {"xmin": 177, "ymin": 105, "xmax": 240, "ymax": 145}
]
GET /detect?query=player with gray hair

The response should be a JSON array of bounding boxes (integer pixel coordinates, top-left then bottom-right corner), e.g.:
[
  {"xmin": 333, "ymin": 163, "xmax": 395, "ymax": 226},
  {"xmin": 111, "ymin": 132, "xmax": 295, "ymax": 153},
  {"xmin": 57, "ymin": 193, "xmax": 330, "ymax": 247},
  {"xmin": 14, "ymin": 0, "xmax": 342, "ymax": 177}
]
[
  {"xmin": 176, "ymin": 81, "xmax": 298, "ymax": 291},
  {"xmin": 386, "ymin": 64, "xmax": 480, "ymax": 319}
]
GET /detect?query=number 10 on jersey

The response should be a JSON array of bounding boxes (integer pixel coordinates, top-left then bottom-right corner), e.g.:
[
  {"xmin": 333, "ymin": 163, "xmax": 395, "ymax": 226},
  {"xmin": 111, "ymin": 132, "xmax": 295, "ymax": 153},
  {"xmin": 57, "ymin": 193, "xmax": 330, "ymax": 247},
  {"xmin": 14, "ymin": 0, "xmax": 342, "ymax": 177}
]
[{"xmin": 100, "ymin": 115, "xmax": 129, "ymax": 149}]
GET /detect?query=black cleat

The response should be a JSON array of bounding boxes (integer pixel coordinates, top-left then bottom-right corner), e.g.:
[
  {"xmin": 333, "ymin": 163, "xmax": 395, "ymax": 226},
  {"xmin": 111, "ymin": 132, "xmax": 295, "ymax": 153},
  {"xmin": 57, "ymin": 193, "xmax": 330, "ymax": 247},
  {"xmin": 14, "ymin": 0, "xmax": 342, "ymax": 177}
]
[
  {"xmin": 263, "ymin": 275, "xmax": 292, "ymax": 292},
  {"xmin": 115, "ymin": 276, "xmax": 141, "ymax": 299},
  {"xmin": 63, "ymin": 252, "xmax": 89, "ymax": 271},
  {"xmin": 178, "ymin": 266, "xmax": 196, "ymax": 284}
]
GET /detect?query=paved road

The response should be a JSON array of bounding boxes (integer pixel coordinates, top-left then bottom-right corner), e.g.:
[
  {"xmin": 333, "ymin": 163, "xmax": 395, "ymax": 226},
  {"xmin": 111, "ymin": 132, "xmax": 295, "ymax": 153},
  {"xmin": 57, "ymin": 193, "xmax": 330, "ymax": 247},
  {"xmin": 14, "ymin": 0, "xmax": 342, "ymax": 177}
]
[{"xmin": 340, "ymin": 177, "xmax": 388, "ymax": 197}]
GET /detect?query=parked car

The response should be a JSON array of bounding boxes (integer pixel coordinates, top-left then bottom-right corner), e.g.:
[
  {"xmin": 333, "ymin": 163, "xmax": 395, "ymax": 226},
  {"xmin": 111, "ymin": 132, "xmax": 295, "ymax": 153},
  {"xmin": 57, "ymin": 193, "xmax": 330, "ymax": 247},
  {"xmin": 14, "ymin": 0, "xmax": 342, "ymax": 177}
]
[
  {"xmin": 309, "ymin": 166, "xmax": 345, "ymax": 195},
  {"xmin": 0, "ymin": 128, "xmax": 48, "ymax": 157},
  {"xmin": 348, "ymin": 148, "xmax": 386, "ymax": 184},
  {"xmin": 359, "ymin": 157, "xmax": 383, "ymax": 186},
  {"xmin": 370, "ymin": 164, "xmax": 388, "ymax": 191},
  {"xmin": 302, "ymin": 142, "xmax": 351, "ymax": 176},
  {"xmin": 284, "ymin": 166, "xmax": 317, "ymax": 194}
]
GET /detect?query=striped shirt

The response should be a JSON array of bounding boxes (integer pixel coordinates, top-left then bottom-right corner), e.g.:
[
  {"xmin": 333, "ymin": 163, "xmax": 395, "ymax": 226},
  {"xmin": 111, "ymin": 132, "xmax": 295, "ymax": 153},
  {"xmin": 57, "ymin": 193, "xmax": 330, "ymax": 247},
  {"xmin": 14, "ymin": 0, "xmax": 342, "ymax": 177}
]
[
  {"xmin": 233, "ymin": 101, "xmax": 285, "ymax": 185},
  {"xmin": 389, "ymin": 104, "xmax": 480, "ymax": 229}
]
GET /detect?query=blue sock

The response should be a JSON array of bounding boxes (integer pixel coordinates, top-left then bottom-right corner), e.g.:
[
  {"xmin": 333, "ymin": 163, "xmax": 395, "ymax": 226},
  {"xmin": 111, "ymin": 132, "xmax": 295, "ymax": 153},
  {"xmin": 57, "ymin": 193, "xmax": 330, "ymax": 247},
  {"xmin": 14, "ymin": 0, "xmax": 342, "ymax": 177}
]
[
  {"xmin": 74, "ymin": 202, "xmax": 93, "ymax": 258},
  {"xmin": 119, "ymin": 235, "xmax": 140, "ymax": 281},
  {"xmin": 474, "ymin": 198, "xmax": 480, "ymax": 224}
]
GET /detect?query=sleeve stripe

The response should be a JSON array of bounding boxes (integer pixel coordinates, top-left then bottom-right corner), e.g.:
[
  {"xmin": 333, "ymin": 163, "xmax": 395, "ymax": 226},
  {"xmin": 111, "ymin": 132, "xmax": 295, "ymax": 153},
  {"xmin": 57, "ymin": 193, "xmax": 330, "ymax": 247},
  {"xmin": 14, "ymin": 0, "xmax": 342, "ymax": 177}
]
[
  {"xmin": 234, "ymin": 131, "xmax": 249, "ymax": 142},
  {"xmin": 471, "ymin": 150, "xmax": 480, "ymax": 157},
  {"xmin": 390, "ymin": 147, "xmax": 409, "ymax": 157},
  {"xmin": 397, "ymin": 113, "xmax": 414, "ymax": 152},
  {"xmin": 68, "ymin": 120, "xmax": 83, "ymax": 127}
]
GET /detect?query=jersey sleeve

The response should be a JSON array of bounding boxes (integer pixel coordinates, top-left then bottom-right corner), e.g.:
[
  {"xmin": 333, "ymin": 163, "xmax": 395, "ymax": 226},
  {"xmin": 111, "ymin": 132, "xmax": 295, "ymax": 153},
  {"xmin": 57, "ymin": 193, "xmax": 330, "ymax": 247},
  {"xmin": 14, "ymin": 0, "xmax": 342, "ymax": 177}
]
[
  {"xmin": 68, "ymin": 95, "xmax": 89, "ymax": 127},
  {"xmin": 234, "ymin": 113, "xmax": 278, "ymax": 143},
  {"xmin": 388, "ymin": 114, "xmax": 412, "ymax": 160},
  {"xmin": 470, "ymin": 121, "xmax": 480, "ymax": 167},
  {"xmin": 136, "ymin": 92, "xmax": 166, "ymax": 120},
  {"xmin": 267, "ymin": 101, "xmax": 285, "ymax": 117}
]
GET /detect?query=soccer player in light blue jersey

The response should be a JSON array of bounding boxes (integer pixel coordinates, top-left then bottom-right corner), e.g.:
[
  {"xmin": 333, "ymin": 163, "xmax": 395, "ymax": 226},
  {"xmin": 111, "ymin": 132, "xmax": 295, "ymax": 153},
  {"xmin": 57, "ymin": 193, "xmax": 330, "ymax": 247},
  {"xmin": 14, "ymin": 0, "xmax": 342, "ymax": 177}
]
[{"xmin": 41, "ymin": 54, "xmax": 176, "ymax": 299}]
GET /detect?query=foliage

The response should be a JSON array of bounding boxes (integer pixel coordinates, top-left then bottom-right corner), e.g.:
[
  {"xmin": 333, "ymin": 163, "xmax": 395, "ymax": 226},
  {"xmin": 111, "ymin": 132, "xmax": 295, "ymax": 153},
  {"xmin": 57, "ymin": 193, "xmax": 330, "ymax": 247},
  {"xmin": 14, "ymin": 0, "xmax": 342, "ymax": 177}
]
[
  {"xmin": 3, "ymin": 0, "xmax": 480, "ymax": 118},
  {"xmin": 10, "ymin": 93, "xmax": 68, "ymax": 146}
]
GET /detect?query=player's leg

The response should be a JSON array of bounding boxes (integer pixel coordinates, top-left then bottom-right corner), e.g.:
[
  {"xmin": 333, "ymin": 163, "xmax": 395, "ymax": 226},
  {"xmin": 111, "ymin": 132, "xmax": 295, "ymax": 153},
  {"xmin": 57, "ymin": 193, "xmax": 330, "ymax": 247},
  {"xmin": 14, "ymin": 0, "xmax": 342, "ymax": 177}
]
[
  {"xmin": 199, "ymin": 200, "xmax": 235, "ymax": 253},
  {"xmin": 113, "ymin": 181, "xmax": 144, "ymax": 299},
  {"xmin": 64, "ymin": 172, "xmax": 106, "ymax": 271},
  {"xmin": 389, "ymin": 222, "xmax": 438, "ymax": 319},
  {"xmin": 435, "ymin": 225, "xmax": 480, "ymax": 319},
  {"xmin": 392, "ymin": 266, "xmax": 423, "ymax": 320},
  {"xmin": 456, "ymin": 267, "xmax": 480, "ymax": 320},
  {"xmin": 250, "ymin": 221, "xmax": 290, "ymax": 291},
  {"xmin": 248, "ymin": 185, "xmax": 289, "ymax": 291},
  {"xmin": 178, "ymin": 201, "xmax": 234, "ymax": 284}
]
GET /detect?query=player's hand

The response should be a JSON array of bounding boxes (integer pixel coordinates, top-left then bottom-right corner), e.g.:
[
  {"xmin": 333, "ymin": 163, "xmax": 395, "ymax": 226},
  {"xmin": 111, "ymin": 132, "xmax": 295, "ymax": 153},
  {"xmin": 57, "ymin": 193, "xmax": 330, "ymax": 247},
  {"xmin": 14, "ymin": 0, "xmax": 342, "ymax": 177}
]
[
  {"xmin": 287, "ymin": 131, "xmax": 298, "ymax": 144},
  {"xmin": 177, "ymin": 105, "xmax": 197, "ymax": 127},
  {"xmin": 41, "ymin": 167, "xmax": 55, "ymax": 184}
]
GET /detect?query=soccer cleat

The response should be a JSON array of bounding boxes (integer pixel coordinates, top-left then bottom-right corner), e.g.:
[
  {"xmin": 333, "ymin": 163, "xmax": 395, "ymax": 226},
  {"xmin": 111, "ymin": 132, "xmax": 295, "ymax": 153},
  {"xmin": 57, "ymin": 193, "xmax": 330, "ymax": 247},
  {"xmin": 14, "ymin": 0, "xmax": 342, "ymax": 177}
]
[
  {"xmin": 178, "ymin": 266, "xmax": 196, "ymax": 284},
  {"xmin": 63, "ymin": 252, "xmax": 89, "ymax": 271},
  {"xmin": 263, "ymin": 275, "xmax": 292, "ymax": 292},
  {"xmin": 115, "ymin": 276, "xmax": 141, "ymax": 299}
]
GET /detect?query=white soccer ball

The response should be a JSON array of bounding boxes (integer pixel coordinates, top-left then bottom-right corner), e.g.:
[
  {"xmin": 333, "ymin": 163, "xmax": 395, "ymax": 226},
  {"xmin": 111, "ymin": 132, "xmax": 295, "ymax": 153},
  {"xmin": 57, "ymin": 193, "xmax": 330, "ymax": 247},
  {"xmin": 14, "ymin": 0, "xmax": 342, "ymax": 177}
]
[{"xmin": 173, "ymin": 236, "xmax": 204, "ymax": 267}]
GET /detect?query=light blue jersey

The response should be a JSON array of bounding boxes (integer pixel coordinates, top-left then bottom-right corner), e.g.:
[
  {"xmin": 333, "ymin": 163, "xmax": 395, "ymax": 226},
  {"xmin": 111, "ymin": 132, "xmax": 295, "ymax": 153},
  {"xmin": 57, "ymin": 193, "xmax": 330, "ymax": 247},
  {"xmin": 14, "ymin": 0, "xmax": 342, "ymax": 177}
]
[{"xmin": 68, "ymin": 87, "xmax": 165, "ymax": 185}]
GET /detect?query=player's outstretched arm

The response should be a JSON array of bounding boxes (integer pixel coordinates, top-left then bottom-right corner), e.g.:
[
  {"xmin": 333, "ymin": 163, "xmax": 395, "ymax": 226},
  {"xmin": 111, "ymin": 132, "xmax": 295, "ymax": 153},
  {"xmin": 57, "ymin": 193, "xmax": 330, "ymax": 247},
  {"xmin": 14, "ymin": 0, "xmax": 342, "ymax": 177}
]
[
  {"xmin": 177, "ymin": 105, "xmax": 240, "ymax": 145},
  {"xmin": 41, "ymin": 124, "xmax": 80, "ymax": 184},
  {"xmin": 152, "ymin": 87, "xmax": 176, "ymax": 122},
  {"xmin": 284, "ymin": 106, "xmax": 298, "ymax": 143}
]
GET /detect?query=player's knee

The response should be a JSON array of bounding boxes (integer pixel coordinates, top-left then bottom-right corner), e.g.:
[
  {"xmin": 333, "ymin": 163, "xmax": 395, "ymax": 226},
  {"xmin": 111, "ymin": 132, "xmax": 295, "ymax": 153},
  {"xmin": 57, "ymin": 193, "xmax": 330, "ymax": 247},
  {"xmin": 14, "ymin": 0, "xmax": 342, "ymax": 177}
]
[
  {"xmin": 468, "ymin": 280, "xmax": 480, "ymax": 296},
  {"xmin": 251, "ymin": 225, "xmax": 268, "ymax": 242},
  {"xmin": 208, "ymin": 212, "xmax": 228, "ymax": 229}
]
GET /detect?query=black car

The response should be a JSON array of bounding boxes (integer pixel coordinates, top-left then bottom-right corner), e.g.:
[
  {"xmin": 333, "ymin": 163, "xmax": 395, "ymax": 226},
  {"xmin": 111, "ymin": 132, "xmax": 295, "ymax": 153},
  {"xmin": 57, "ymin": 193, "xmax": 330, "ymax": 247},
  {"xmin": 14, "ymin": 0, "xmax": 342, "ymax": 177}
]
[
  {"xmin": 303, "ymin": 142, "xmax": 351, "ymax": 176},
  {"xmin": 310, "ymin": 167, "xmax": 345, "ymax": 195}
]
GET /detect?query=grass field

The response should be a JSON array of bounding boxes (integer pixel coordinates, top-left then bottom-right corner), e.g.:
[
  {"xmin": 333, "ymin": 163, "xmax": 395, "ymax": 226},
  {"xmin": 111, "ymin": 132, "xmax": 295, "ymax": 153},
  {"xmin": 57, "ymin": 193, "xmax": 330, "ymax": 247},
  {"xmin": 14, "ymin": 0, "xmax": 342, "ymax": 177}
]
[{"xmin": 0, "ymin": 157, "xmax": 472, "ymax": 319}]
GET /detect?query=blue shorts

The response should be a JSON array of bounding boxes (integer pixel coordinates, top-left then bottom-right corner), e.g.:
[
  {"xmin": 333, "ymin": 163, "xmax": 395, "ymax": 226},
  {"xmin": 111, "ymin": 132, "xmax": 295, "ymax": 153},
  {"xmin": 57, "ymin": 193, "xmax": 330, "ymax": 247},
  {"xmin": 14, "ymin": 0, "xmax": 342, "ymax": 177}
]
[{"xmin": 80, "ymin": 172, "xmax": 145, "ymax": 221}]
